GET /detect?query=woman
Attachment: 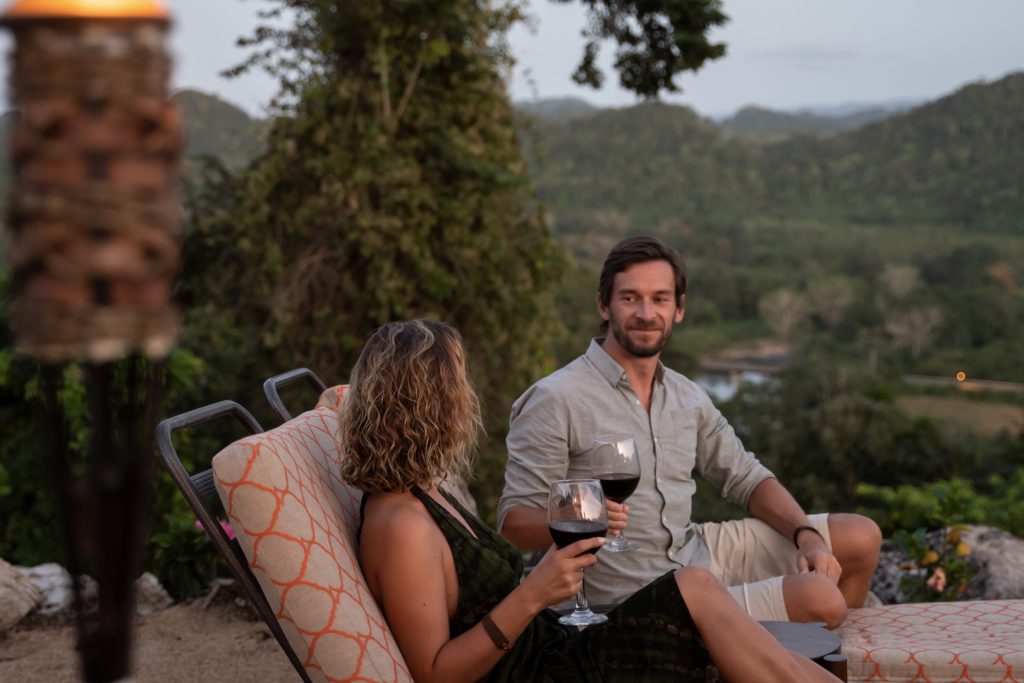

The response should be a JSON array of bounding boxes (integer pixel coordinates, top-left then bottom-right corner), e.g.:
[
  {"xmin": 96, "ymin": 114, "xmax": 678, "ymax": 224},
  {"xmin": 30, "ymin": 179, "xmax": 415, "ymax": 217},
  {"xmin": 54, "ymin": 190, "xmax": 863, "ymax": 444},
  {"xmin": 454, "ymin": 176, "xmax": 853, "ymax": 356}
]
[{"xmin": 340, "ymin": 319, "xmax": 839, "ymax": 683}]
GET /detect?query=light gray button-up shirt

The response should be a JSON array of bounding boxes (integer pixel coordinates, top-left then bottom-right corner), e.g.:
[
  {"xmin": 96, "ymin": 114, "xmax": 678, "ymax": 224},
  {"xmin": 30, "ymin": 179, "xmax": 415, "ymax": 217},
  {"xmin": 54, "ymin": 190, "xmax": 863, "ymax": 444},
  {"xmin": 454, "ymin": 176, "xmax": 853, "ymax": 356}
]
[{"xmin": 498, "ymin": 339, "xmax": 774, "ymax": 606}]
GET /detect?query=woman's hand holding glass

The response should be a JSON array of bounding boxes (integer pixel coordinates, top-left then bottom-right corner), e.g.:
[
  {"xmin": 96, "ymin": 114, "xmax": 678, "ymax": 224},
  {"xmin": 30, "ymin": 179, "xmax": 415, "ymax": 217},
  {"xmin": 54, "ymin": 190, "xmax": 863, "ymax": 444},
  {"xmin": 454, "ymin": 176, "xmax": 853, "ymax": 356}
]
[{"xmin": 520, "ymin": 536, "xmax": 604, "ymax": 612}]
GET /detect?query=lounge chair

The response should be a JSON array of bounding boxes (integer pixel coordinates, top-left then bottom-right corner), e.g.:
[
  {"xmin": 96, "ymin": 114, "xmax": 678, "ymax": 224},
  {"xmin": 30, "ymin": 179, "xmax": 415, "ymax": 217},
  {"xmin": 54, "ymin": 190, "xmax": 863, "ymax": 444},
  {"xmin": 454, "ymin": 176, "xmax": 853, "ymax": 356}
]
[
  {"xmin": 209, "ymin": 385, "xmax": 412, "ymax": 682},
  {"xmin": 263, "ymin": 367, "xmax": 328, "ymax": 423},
  {"xmin": 155, "ymin": 400, "xmax": 314, "ymax": 683}
]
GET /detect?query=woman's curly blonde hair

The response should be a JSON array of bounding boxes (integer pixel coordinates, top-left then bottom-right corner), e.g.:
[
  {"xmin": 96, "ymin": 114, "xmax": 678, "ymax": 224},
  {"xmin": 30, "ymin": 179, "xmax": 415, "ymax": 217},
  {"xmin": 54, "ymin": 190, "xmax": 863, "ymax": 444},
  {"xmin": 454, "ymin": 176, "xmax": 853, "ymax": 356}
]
[{"xmin": 338, "ymin": 319, "xmax": 481, "ymax": 493}]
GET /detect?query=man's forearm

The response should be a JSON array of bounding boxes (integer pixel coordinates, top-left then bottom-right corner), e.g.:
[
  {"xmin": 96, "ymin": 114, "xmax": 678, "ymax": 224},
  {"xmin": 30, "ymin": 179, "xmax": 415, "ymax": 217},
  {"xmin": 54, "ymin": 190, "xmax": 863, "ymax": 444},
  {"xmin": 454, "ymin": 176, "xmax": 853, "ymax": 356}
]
[
  {"xmin": 499, "ymin": 505, "xmax": 552, "ymax": 551},
  {"xmin": 746, "ymin": 477, "xmax": 814, "ymax": 543}
]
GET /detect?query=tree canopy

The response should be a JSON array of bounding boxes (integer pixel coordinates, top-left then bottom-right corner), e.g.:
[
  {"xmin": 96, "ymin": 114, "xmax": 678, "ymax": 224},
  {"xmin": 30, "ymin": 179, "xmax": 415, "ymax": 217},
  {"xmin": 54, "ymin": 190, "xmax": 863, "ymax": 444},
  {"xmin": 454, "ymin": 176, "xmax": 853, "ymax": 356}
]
[
  {"xmin": 187, "ymin": 0, "xmax": 563, "ymax": 423},
  {"xmin": 555, "ymin": 0, "xmax": 727, "ymax": 97}
]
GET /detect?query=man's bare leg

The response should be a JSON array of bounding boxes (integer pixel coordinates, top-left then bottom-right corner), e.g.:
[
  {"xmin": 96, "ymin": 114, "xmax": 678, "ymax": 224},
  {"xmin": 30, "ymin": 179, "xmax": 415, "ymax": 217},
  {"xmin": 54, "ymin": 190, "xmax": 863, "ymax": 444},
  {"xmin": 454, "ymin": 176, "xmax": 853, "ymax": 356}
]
[
  {"xmin": 675, "ymin": 567, "xmax": 841, "ymax": 683},
  {"xmin": 783, "ymin": 574, "xmax": 848, "ymax": 628},
  {"xmin": 828, "ymin": 513, "xmax": 882, "ymax": 608}
]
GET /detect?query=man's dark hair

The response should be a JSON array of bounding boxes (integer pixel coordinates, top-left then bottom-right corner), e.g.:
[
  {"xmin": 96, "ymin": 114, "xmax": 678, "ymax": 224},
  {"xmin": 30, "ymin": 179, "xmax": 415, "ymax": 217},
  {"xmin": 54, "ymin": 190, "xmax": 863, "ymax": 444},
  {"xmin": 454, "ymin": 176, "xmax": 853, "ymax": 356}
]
[{"xmin": 598, "ymin": 235, "xmax": 688, "ymax": 309}]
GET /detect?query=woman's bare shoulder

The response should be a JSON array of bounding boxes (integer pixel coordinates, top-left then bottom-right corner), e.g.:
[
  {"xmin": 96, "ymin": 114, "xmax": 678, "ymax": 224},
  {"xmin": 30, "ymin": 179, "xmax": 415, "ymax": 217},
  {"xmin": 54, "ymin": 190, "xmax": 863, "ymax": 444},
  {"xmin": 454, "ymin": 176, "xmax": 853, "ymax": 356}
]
[{"xmin": 362, "ymin": 493, "xmax": 439, "ymax": 548}]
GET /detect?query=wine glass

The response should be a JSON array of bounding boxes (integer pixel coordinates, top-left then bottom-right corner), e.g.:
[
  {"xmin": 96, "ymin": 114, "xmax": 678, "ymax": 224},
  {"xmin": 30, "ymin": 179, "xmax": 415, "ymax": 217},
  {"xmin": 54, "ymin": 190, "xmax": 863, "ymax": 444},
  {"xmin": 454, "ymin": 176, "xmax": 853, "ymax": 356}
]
[
  {"xmin": 592, "ymin": 435, "xmax": 640, "ymax": 552},
  {"xmin": 547, "ymin": 479, "xmax": 609, "ymax": 626}
]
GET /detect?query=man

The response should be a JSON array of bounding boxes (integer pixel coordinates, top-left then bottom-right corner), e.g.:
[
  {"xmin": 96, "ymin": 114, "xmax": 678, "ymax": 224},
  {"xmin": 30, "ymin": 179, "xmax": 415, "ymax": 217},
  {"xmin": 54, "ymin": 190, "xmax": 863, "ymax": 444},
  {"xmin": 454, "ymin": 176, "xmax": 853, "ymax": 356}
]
[{"xmin": 498, "ymin": 235, "xmax": 881, "ymax": 626}]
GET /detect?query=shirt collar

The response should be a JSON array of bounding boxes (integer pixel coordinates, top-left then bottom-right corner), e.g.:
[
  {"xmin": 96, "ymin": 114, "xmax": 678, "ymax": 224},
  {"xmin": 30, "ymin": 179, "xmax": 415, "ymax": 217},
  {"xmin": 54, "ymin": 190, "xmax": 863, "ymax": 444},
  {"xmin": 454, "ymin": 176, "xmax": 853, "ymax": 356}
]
[{"xmin": 586, "ymin": 338, "xmax": 666, "ymax": 387}]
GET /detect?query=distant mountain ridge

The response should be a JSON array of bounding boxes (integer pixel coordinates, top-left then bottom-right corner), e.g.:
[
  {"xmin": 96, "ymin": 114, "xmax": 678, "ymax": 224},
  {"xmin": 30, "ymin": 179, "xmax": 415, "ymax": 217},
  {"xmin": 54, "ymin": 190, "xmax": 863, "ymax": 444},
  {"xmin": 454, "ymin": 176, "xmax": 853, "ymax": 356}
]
[
  {"xmin": 718, "ymin": 104, "xmax": 900, "ymax": 137},
  {"xmin": 515, "ymin": 97, "xmax": 600, "ymax": 124},
  {"xmin": 527, "ymin": 72, "xmax": 1024, "ymax": 233},
  {"xmin": 516, "ymin": 96, "xmax": 916, "ymax": 137},
  {"xmin": 2, "ymin": 76, "xmax": 1017, "ymax": 241}
]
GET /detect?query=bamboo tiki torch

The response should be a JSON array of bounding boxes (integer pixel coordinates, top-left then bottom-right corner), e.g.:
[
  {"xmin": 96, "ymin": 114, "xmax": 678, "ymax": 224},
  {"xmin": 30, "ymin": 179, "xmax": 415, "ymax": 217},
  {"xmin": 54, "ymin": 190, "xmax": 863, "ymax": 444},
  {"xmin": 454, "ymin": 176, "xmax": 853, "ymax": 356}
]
[{"xmin": 0, "ymin": 0, "xmax": 181, "ymax": 680}]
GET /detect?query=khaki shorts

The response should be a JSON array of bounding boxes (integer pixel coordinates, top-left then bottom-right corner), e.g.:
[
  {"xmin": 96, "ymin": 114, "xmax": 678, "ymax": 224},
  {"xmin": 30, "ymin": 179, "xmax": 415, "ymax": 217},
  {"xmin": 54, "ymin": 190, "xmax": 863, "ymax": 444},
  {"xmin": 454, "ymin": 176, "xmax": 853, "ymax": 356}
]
[{"xmin": 697, "ymin": 513, "xmax": 832, "ymax": 621}]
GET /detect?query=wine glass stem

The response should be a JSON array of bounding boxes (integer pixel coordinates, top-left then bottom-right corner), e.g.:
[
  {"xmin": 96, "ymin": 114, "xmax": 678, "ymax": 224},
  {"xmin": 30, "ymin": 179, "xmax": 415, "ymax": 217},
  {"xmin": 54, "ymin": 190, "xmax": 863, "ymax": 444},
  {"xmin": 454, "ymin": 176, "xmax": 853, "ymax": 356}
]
[{"xmin": 575, "ymin": 571, "xmax": 590, "ymax": 611}]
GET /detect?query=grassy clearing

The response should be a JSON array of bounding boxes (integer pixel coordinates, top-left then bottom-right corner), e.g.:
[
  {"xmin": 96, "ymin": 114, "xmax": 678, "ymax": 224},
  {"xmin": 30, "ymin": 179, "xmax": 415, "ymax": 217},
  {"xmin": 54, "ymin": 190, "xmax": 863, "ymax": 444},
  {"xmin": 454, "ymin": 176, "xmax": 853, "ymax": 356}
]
[{"xmin": 896, "ymin": 394, "xmax": 1024, "ymax": 438}]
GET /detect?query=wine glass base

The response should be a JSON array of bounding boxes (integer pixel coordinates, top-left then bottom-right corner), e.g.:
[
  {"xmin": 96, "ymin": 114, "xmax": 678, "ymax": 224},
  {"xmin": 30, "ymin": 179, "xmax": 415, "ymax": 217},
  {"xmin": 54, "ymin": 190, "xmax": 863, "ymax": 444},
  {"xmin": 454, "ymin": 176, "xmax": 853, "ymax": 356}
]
[
  {"xmin": 603, "ymin": 538, "xmax": 640, "ymax": 553},
  {"xmin": 558, "ymin": 609, "xmax": 609, "ymax": 627}
]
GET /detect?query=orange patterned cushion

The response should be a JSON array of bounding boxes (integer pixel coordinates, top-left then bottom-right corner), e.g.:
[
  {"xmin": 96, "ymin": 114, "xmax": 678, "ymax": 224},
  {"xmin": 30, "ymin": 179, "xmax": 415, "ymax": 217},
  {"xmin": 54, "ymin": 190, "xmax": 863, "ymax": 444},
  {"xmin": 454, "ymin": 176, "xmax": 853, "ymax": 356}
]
[
  {"xmin": 212, "ymin": 392, "xmax": 413, "ymax": 683},
  {"xmin": 838, "ymin": 600, "xmax": 1024, "ymax": 682},
  {"xmin": 316, "ymin": 385, "xmax": 347, "ymax": 411}
]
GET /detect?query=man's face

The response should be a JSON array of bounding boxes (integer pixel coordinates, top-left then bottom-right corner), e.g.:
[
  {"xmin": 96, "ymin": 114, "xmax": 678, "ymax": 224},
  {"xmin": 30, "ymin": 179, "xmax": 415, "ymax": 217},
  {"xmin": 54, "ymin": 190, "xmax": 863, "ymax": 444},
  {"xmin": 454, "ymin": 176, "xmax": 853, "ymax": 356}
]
[{"xmin": 600, "ymin": 260, "xmax": 685, "ymax": 359}]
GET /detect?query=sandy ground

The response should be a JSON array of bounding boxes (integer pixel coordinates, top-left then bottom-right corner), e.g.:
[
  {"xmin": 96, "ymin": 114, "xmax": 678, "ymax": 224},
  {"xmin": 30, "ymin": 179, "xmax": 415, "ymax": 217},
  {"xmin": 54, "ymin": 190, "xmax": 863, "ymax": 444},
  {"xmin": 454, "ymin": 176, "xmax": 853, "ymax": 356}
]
[{"xmin": 0, "ymin": 597, "xmax": 297, "ymax": 682}]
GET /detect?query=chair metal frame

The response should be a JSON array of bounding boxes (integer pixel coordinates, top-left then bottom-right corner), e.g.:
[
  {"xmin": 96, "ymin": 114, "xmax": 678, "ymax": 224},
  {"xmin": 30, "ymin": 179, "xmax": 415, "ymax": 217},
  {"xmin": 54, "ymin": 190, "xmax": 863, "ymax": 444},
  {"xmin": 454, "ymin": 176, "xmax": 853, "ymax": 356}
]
[
  {"xmin": 263, "ymin": 367, "xmax": 327, "ymax": 422},
  {"xmin": 155, "ymin": 400, "xmax": 312, "ymax": 683}
]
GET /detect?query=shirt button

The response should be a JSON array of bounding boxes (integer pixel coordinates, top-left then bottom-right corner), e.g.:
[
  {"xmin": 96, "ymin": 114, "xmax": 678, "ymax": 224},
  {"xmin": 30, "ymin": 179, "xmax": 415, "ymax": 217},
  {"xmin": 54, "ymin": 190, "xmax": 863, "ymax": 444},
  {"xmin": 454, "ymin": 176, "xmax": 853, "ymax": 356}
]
[
  {"xmin": 662, "ymin": 515, "xmax": 668, "ymax": 525},
  {"xmin": 656, "ymin": 476, "xmax": 662, "ymax": 484}
]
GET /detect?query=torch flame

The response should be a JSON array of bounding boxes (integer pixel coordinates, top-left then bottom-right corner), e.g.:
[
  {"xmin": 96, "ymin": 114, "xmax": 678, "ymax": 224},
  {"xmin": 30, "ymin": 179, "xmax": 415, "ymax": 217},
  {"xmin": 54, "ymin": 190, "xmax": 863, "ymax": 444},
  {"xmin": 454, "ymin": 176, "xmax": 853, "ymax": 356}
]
[{"xmin": 2, "ymin": 0, "xmax": 168, "ymax": 20}]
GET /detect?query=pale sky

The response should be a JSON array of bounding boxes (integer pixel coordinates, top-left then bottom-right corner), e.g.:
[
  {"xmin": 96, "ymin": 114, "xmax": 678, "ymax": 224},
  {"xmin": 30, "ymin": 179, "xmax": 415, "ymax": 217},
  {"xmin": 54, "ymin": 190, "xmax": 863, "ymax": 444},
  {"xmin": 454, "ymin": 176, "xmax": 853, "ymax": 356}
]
[{"xmin": 3, "ymin": 0, "xmax": 1022, "ymax": 117}]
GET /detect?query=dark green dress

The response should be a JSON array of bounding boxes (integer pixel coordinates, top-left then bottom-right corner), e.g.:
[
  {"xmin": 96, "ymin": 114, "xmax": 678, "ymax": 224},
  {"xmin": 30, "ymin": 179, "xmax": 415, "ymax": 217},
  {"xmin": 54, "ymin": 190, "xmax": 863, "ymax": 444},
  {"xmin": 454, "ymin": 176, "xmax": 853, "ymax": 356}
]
[{"xmin": 362, "ymin": 487, "xmax": 721, "ymax": 682}]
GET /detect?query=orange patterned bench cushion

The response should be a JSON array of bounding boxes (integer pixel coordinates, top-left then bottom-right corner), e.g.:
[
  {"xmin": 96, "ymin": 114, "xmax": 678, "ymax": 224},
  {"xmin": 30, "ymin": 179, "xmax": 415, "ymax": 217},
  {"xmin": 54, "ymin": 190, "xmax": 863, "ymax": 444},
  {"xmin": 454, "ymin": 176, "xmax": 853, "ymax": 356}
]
[
  {"xmin": 212, "ymin": 389, "xmax": 413, "ymax": 683},
  {"xmin": 838, "ymin": 600, "xmax": 1024, "ymax": 682}
]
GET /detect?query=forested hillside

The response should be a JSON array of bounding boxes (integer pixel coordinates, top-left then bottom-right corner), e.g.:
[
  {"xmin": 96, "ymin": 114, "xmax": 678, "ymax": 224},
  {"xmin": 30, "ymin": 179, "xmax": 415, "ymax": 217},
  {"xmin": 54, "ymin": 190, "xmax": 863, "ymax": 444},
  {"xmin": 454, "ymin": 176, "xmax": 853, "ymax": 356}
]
[
  {"xmin": 529, "ymin": 72, "xmax": 1024, "ymax": 233},
  {"xmin": 173, "ymin": 89, "xmax": 268, "ymax": 171},
  {"xmin": 6, "ymin": 74, "xmax": 1017, "ymax": 237}
]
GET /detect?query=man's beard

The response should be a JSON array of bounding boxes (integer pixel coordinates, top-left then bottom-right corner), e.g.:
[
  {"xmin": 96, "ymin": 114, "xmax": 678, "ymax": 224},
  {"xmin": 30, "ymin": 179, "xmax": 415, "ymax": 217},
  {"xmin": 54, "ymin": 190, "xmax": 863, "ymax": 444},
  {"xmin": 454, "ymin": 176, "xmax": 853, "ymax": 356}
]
[{"xmin": 610, "ymin": 318, "xmax": 674, "ymax": 358}]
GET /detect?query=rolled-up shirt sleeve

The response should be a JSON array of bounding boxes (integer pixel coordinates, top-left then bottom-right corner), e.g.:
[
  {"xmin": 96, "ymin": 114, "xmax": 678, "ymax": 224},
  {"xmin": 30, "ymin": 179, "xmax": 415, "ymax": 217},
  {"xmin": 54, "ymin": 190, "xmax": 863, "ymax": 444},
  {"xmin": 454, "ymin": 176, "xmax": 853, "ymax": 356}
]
[
  {"xmin": 497, "ymin": 382, "xmax": 571, "ymax": 532},
  {"xmin": 694, "ymin": 401, "xmax": 775, "ymax": 509}
]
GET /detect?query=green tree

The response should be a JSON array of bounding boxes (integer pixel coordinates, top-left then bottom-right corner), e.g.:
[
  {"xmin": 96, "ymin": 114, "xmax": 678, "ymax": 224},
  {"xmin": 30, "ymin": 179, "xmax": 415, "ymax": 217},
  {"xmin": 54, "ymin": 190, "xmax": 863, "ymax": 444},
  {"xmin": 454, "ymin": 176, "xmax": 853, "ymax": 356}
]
[
  {"xmin": 559, "ymin": 0, "xmax": 727, "ymax": 97},
  {"xmin": 191, "ymin": 0, "xmax": 565, "ymax": 423}
]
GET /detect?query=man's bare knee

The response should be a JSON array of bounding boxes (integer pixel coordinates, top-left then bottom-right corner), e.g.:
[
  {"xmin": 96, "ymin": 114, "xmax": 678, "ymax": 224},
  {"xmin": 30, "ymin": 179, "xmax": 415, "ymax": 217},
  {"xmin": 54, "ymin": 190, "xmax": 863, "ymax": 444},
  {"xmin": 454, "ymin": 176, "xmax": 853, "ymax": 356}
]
[
  {"xmin": 783, "ymin": 575, "xmax": 848, "ymax": 629},
  {"xmin": 829, "ymin": 513, "xmax": 882, "ymax": 570}
]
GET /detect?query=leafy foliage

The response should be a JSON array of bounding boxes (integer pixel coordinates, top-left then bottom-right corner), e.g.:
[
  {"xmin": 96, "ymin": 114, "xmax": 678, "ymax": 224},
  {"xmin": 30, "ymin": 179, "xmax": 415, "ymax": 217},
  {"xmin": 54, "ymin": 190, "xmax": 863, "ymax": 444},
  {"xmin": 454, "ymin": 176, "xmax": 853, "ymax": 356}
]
[
  {"xmin": 720, "ymin": 360, "xmax": 958, "ymax": 512},
  {"xmin": 857, "ymin": 471, "xmax": 1024, "ymax": 538},
  {"xmin": 188, "ymin": 0, "xmax": 565, "ymax": 428},
  {"xmin": 558, "ymin": 0, "xmax": 728, "ymax": 97}
]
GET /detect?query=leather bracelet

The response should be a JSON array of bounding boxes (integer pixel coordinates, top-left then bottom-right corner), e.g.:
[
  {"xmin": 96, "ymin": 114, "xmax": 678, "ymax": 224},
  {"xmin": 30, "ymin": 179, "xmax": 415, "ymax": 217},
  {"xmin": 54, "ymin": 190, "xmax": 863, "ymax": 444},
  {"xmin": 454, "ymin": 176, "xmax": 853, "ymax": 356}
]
[
  {"xmin": 793, "ymin": 524, "xmax": 825, "ymax": 549},
  {"xmin": 481, "ymin": 613, "xmax": 512, "ymax": 651}
]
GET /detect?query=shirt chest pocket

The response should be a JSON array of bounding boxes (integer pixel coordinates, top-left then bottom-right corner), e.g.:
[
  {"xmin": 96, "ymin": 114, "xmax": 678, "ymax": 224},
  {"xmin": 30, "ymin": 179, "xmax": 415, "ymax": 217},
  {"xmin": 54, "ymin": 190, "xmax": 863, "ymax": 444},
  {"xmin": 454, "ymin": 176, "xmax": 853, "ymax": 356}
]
[
  {"xmin": 566, "ymin": 413, "xmax": 599, "ymax": 480},
  {"xmin": 657, "ymin": 408, "xmax": 699, "ymax": 483}
]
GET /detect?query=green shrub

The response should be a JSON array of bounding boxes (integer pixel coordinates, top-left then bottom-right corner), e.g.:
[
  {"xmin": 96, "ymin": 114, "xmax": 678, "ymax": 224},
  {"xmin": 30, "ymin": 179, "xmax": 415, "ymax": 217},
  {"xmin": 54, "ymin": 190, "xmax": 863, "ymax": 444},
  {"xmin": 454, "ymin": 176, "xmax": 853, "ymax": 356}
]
[{"xmin": 857, "ymin": 472, "xmax": 1024, "ymax": 537}]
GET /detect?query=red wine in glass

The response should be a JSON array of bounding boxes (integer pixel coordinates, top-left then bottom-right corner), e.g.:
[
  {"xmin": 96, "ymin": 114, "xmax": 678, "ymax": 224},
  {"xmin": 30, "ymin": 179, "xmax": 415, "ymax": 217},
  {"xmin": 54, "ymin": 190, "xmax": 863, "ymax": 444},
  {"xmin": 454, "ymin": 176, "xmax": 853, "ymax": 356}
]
[
  {"xmin": 593, "ymin": 435, "xmax": 640, "ymax": 552},
  {"xmin": 597, "ymin": 473, "xmax": 640, "ymax": 504},
  {"xmin": 549, "ymin": 519, "xmax": 608, "ymax": 555}
]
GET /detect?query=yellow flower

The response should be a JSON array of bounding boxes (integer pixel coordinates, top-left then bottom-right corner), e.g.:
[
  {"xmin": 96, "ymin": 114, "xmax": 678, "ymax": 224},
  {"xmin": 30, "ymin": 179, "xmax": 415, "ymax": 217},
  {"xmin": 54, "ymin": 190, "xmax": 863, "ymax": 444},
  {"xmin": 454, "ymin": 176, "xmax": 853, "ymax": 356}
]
[
  {"xmin": 921, "ymin": 550, "xmax": 940, "ymax": 566},
  {"xmin": 955, "ymin": 541, "xmax": 971, "ymax": 557}
]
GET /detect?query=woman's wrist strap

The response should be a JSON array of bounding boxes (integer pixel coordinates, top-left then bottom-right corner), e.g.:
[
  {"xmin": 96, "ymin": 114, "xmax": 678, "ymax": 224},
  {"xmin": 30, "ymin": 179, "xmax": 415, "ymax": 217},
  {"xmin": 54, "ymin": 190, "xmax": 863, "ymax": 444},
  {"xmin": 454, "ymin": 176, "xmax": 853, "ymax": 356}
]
[
  {"xmin": 792, "ymin": 524, "xmax": 825, "ymax": 549},
  {"xmin": 481, "ymin": 613, "xmax": 512, "ymax": 651}
]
